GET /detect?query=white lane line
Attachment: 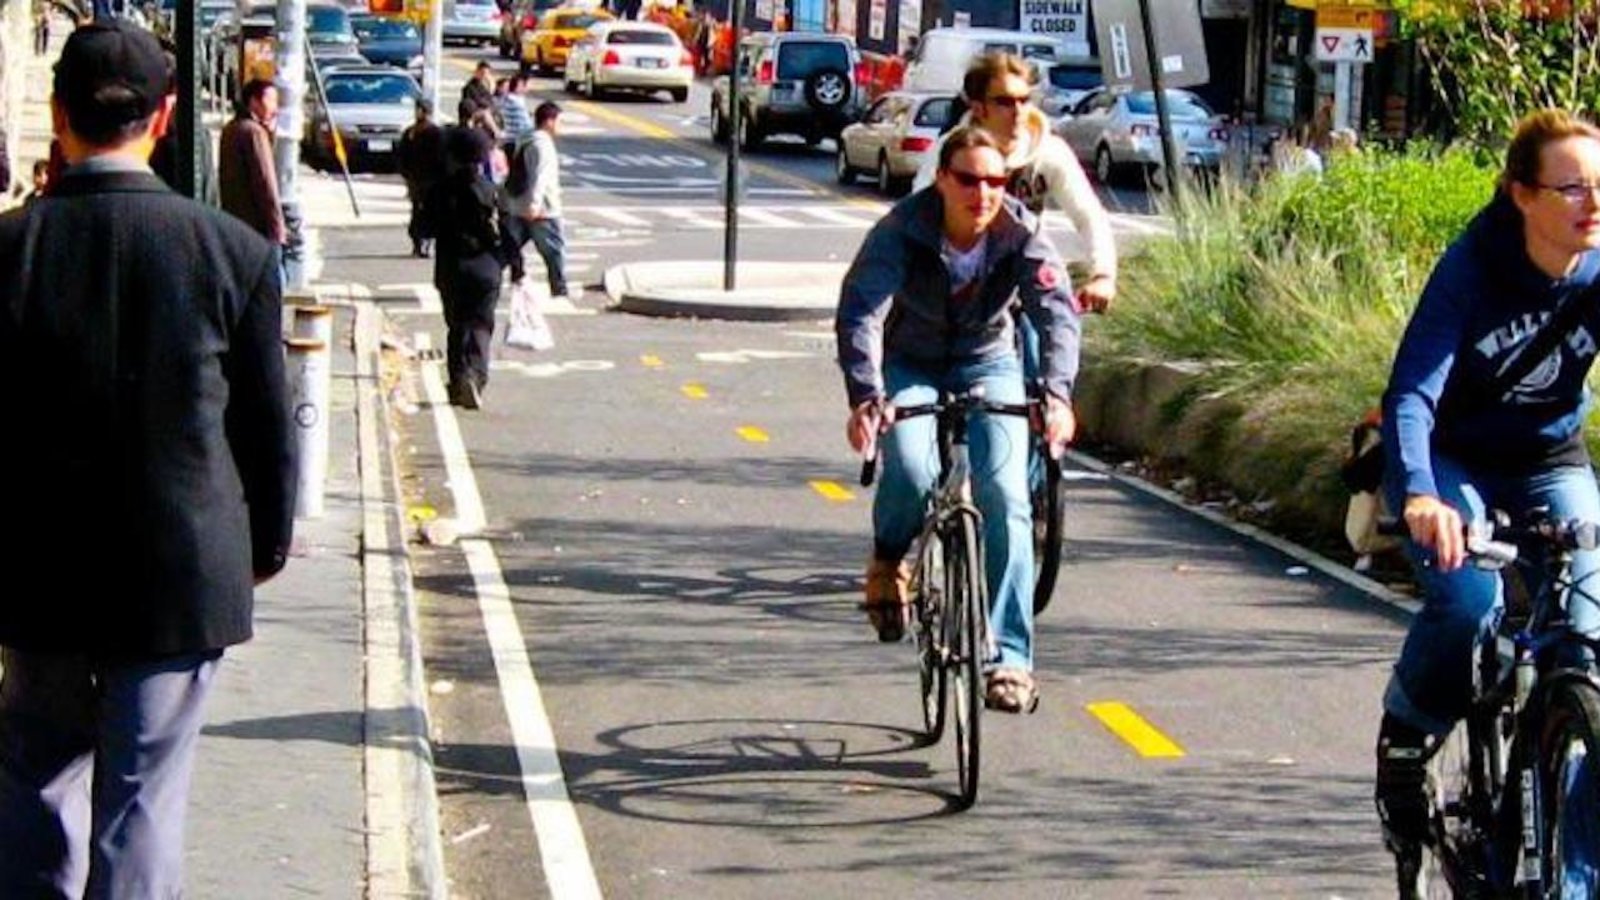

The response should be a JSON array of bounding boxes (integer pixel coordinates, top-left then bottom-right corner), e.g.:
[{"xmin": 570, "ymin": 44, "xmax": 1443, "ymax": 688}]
[
  {"xmin": 415, "ymin": 332, "xmax": 485, "ymax": 534},
  {"xmin": 658, "ymin": 207, "xmax": 725, "ymax": 228},
  {"xmin": 416, "ymin": 332, "xmax": 603, "ymax": 900},
  {"xmin": 790, "ymin": 205, "xmax": 881, "ymax": 227},
  {"xmin": 583, "ymin": 208, "xmax": 650, "ymax": 227}
]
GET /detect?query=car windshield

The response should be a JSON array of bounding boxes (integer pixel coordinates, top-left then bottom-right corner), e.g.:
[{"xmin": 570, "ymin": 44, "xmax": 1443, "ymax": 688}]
[
  {"xmin": 776, "ymin": 41, "xmax": 848, "ymax": 80},
  {"xmin": 308, "ymin": 6, "xmax": 352, "ymax": 34},
  {"xmin": 914, "ymin": 97, "xmax": 955, "ymax": 128},
  {"xmin": 1125, "ymin": 91, "xmax": 1213, "ymax": 120},
  {"xmin": 607, "ymin": 28, "xmax": 674, "ymax": 45},
  {"xmin": 555, "ymin": 13, "xmax": 606, "ymax": 29},
  {"xmin": 1048, "ymin": 65, "xmax": 1101, "ymax": 91},
  {"xmin": 324, "ymin": 74, "xmax": 417, "ymax": 104},
  {"xmin": 354, "ymin": 18, "xmax": 418, "ymax": 39}
]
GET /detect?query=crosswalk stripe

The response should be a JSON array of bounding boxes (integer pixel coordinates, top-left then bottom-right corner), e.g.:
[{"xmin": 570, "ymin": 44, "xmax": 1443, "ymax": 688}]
[
  {"xmin": 789, "ymin": 205, "xmax": 882, "ymax": 226},
  {"xmin": 585, "ymin": 208, "xmax": 651, "ymax": 227}
]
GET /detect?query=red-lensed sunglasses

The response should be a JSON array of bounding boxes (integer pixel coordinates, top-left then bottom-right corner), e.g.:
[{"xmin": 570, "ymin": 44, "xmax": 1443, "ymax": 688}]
[{"xmin": 946, "ymin": 169, "xmax": 1009, "ymax": 189}]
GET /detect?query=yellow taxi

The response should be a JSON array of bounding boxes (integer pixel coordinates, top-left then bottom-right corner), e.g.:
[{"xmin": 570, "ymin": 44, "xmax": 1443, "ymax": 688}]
[{"xmin": 521, "ymin": 7, "xmax": 613, "ymax": 75}]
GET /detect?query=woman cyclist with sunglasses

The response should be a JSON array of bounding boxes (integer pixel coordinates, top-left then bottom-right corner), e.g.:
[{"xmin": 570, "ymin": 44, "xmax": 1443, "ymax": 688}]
[{"xmin": 835, "ymin": 125, "xmax": 1082, "ymax": 713}]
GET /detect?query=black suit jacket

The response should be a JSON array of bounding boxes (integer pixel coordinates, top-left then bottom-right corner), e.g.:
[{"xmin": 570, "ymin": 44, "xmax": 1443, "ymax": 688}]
[{"xmin": 0, "ymin": 168, "xmax": 296, "ymax": 658}]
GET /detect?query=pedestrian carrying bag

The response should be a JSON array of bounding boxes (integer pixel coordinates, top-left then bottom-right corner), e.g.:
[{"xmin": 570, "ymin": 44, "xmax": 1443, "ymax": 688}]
[
  {"xmin": 505, "ymin": 280, "xmax": 554, "ymax": 351},
  {"xmin": 1341, "ymin": 285, "xmax": 1594, "ymax": 554}
]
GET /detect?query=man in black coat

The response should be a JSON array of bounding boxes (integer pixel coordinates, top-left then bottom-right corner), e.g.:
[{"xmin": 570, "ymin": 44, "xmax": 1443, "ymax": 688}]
[{"xmin": 0, "ymin": 21, "xmax": 296, "ymax": 897}]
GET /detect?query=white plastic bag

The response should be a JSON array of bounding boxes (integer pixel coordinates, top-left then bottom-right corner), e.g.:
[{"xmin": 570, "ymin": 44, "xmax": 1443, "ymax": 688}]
[{"xmin": 505, "ymin": 281, "xmax": 554, "ymax": 351}]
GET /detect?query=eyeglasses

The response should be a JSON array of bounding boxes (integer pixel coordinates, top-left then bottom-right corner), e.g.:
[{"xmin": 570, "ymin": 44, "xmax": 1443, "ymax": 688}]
[
  {"xmin": 984, "ymin": 94, "xmax": 1032, "ymax": 109},
  {"xmin": 1536, "ymin": 181, "xmax": 1600, "ymax": 205},
  {"xmin": 946, "ymin": 169, "xmax": 1009, "ymax": 189}
]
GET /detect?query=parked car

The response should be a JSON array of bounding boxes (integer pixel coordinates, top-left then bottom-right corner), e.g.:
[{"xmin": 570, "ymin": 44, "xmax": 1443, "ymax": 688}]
[
  {"xmin": 564, "ymin": 21, "xmax": 692, "ymax": 103},
  {"xmin": 1054, "ymin": 87, "xmax": 1228, "ymax": 185},
  {"xmin": 302, "ymin": 65, "xmax": 422, "ymax": 171},
  {"xmin": 498, "ymin": 0, "xmax": 578, "ymax": 58},
  {"xmin": 351, "ymin": 14, "xmax": 424, "ymax": 77},
  {"xmin": 709, "ymin": 32, "xmax": 864, "ymax": 150},
  {"xmin": 522, "ymin": 7, "xmax": 612, "ymax": 75},
  {"xmin": 902, "ymin": 26, "xmax": 1067, "ymax": 94},
  {"xmin": 444, "ymin": 0, "xmax": 502, "ymax": 46},
  {"xmin": 1031, "ymin": 57, "xmax": 1102, "ymax": 119},
  {"xmin": 836, "ymin": 90, "xmax": 957, "ymax": 195}
]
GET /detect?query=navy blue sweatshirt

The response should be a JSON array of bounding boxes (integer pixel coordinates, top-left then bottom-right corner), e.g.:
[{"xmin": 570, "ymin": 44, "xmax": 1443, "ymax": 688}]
[{"xmin": 1383, "ymin": 194, "xmax": 1600, "ymax": 498}]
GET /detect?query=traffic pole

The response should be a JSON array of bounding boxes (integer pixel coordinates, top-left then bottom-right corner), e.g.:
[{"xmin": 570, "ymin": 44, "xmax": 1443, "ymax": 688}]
[
  {"xmin": 1136, "ymin": 0, "xmax": 1183, "ymax": 206},
  {"xmin": 275, "ymin": 0, "xmax": 309, "ymax": 289},
  {"xmin": 422, "ymin": 0, "xmax": 443, "ymax": 120},
  {"xmin": 722, "ymin": 0, "xmax": 742, "ymax": 291}
]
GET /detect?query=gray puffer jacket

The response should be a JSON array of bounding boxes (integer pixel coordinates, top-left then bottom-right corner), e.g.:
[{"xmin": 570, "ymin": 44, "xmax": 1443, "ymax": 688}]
[{"xmin": 835, "ymin": 187, "xmax": 1082, "ymax": 407}]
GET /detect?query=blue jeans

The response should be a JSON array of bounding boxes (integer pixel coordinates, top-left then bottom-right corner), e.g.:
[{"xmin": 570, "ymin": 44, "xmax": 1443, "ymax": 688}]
[
  {"xmin": 1383, "ymin": 455, "xmax": 1600, "ymax": 736},
  {"xmin": 503, "ymin": 215, "xmax": 568, "ymax": 297},
  {"xmin": 875, "ymin": 356, "xmax": 1035, "ymax": 671}
]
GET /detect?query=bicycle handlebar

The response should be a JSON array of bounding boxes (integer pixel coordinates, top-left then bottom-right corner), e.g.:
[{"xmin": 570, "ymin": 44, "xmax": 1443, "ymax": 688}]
[
  {"xmin": 1378, "ymin": 511, "xmax": 1600, "ymax": 567},
  {"xmin": 857, "ymin": 393, "xmax": 1036, "ymax": 488}
]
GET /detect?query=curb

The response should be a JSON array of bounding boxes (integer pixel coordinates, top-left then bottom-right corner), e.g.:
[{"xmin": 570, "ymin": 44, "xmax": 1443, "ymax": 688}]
[
  {"xmin": 351, "ymin": 299, "xmax": 449, "ymax": 899},
  {"xmin": 604, "ymin": 260, "xmax": 843, "ymax": 322},
  {"xmin": 1064, "ymin": 449, "xmax": 1422, "ymax": 618}
]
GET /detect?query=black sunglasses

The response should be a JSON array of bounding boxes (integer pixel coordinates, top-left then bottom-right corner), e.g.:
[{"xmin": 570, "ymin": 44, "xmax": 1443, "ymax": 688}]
[{"xmin": 946, "ymin": 169, "xmax": 1009, "ymax": 189}]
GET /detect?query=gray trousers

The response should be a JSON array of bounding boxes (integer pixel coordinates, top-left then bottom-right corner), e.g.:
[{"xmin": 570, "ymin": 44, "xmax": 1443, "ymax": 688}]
[{"xmin": 0, "ymin": 647, "xmax": 222, "ymax": 899}]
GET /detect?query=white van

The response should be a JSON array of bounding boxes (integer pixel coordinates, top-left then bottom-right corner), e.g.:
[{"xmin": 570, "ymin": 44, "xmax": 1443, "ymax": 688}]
[{"xmin": 902, "ymin": 27, "xmax": 1069, "ymax": 94}]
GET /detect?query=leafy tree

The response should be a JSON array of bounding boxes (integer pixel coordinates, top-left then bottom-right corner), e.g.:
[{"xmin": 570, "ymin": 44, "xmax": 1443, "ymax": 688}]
[{"xmin": 1392, "ymin": 0, "xmax": 1600, "ymax": 147}]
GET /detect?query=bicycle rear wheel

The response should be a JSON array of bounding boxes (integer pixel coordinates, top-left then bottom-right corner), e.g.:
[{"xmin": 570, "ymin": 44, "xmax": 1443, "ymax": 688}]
[
  {"xmin": 947, "ymin": 510, "xmax": 985, "ymax": 810},
  {"xmin": 913, "ymin": 533, "xmax": 947, "ymax": 744},
  {"xmin": 1539, "ymin": 678, "xmax": 1600, "ymax": 897},
  {"xmin": 1031, "ymin": 451, "xmax": 1066, "ymax": 616}
]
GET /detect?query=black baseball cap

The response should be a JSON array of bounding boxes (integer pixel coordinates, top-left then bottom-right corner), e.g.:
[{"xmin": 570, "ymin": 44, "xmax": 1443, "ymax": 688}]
[{"xmin": 53, "ymin": 20, "xmax": 173, "ymax": 126}]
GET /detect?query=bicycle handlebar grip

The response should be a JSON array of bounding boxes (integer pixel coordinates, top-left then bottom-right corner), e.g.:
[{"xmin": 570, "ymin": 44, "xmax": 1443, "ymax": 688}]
[{"xmin": 860, "ymin": 457, "xmax": 877, "ymax": 487}]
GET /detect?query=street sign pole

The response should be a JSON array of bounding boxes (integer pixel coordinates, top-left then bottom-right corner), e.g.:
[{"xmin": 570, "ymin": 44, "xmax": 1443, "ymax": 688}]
[
  {"xmin": 723, "ymin": 0, "xmax": 742, "ymax": 291},
  {"xmin": 275, "ymin": 0, "xmax": 309, "ymax": 289},
  {"xmin": 1135, "ymin": 0, "xmax": 1182, "ymax": 203},
  {"xmin": 423, "ymin": 0, "xmax": 442, "ymax": 118},
  {"xmin": 175, "ymin": 0, "xmax": 203, "ymax": 199}
]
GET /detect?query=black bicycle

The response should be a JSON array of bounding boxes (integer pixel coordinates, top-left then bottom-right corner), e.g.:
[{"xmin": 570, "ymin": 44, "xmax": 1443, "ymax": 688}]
[
  {"xmin": 1027, "ymin": 377, "xmax": 1068, "ymax": 616},
  {"xmin": 1382, "ymin": 510, "xmax": 1600, "ymax": 898},
  {"xmin": 861, "ymin": 388, "xmax": 1031, "ymax": 809}
]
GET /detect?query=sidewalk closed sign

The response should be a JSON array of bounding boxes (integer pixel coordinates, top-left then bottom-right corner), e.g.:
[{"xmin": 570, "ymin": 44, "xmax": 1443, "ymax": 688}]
[{"xmin": 1018, "ymin": 0, "xmax": 1086, "ymax": 40}]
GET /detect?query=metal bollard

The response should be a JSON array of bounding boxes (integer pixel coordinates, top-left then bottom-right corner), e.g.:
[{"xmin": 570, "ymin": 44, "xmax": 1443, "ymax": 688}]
[
  {"xmin": 292, "ymin": 303, "xmax": 334, "ymax": 347},
  {"xmin": 286, "ymin": 337, "xmax": 331, "ymax": 519}
]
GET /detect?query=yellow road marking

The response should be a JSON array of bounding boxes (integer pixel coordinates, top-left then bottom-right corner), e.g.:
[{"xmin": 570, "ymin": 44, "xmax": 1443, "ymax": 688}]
[
  {"xmin": 570, "ymin": 100, "xmax": 676, "ymax": 139},
  {"xmin": 681, "ymin": 383, "xmax": 708, "ymax": 399},
  {"xmin": 1085, "ymin": 702, "xmax": 1186, "ymax": 759},
  {"xmin": 736, "ymin": 426, "xmax": 770, "ymax": 443},
  {"xmin": 809, "ymin": 480, "xmax": 854, "ymax": 502},
  {"xmin": 640, "ymin": 354, "xmax": 664, "ymax": 368}
]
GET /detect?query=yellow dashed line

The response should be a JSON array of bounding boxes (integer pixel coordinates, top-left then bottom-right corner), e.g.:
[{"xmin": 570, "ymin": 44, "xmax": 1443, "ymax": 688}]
[
  {"xmin": 809, "ymin": 480, "xmax": 854, "ymax": 502},
  {"xmin": 1086, "ymin": 701, "xmax": 1186, "ymax": 759},
  {"xmin": 641, "ymin": 354, "xmax": 664, "ymax": 368},
  {"xmin": 736, "ymin": 426, "xmax": 770, "ymax": 443},
  {"xmin": 681, "ymin": 383, "xmax": 708, "ymax": 399}
]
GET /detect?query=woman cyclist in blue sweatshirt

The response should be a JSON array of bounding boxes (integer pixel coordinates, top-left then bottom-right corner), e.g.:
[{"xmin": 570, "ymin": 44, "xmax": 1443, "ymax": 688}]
[{"xmin": 1375, "ymin": 110, "xmax": 1600, "ymax": 895}]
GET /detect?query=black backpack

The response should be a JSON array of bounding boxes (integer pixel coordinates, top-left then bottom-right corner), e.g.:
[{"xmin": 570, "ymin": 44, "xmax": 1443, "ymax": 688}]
[{"xmin": 504, "ymin": 139, "xmax": 536, "ymax": 197}]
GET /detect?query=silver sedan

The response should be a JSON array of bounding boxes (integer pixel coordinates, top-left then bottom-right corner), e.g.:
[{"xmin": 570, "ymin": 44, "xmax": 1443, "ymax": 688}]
[
  {"xmin": 836, "ymin": 90, "xmax": 957, "ymax": 196},
  {"xmin": 1054, "ymin": 87, "xmax": 1228, "ymax": 186}
]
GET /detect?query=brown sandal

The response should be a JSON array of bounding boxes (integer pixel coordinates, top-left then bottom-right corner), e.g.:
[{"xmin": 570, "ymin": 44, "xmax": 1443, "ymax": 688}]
[
  {"xmin": 860, "ymin": 558, "xmax": 910, "ymax": 643},
  {"xmin": 985, "ymin": 669, "xmax": 1039, "ymax": 714}
]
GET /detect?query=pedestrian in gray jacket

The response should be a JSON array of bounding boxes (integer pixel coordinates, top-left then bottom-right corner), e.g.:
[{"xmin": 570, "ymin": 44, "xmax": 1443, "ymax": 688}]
[{"xmin": 500, "ymin": 100, "xmax": 569, "ymax": 299}]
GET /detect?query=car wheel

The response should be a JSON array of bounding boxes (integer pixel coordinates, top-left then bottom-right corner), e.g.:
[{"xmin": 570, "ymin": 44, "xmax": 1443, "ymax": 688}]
[
  {"xmin": 1094, "ymin": 144, "xmax": 1117, "ymax": 186},
  {"xmin": 877, "ymin": 154, "xmax": 896, "ymax": 196},
  {"xmin": 710, "ymin": 104, "xmax": 728, "ymax": 143},
  {"xmin": 670, "ymin": 87, "xmax": 688, "ymax": 103},
  {"xmin": 587, "ymin": 73, "xmax": 601, "ymax": 99},
  {"xmin": 563, "ymin": 64, "xmax": 579, "ymax": 93},
  {"xmin": 738, "ymin": 110, "xmax": 760, "ymax": 151},
  {"xmin": 803, "ymin": 67, "xmax": 851, "ymax": 112},
  {"xmin": 835, "ymin": 143, "xmax": 855, "ymax": 184}
]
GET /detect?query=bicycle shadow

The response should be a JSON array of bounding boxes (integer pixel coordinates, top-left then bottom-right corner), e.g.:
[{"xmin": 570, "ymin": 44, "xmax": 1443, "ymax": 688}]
[{"xmin": 434, "ymin": 717, "xmax": 970, "ymax": 826}]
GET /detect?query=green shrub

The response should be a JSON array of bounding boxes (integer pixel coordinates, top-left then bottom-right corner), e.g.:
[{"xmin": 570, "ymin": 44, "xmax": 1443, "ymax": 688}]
[{"xmin": 1089, "ymin": 145, "xmax": 1499, "ymax": 526}]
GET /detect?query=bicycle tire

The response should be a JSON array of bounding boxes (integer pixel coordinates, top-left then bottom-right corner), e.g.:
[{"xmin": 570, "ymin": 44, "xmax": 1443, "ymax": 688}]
[
  {"xmin": 1031, "ymin": 451, "xmax": 1067, "ymax": 616},
  {"xmin": 1538, "ymin": 677, "xmax": 1600, "ymax": 896},
  {"xmin": 948, "ymin": 509, "xmax": 984, "ymax": 810},
  {"xmin": 1421, "ymin": 710, "xmax": 1505, "ymax": 898},
  {"xmin": 913, "ymin": 532, "xmax": 948, "ymax": 744}
]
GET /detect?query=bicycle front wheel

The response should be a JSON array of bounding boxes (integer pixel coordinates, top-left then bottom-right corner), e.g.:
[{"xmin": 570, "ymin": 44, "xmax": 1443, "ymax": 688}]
[
  {"xmin": 947, "ymin": 509, "xmax": 985, "ymax": 810},
  {"xmin": 1539, "ymin": 678, "xmax": 1600, "ymax": 898},
  {"xmin": 913, "ymin": 532, "xmax": 947, "ymax": 744},
  {"xmin": 1031, "ymin": 451, "xmax": 1066, "ymax": 616}
]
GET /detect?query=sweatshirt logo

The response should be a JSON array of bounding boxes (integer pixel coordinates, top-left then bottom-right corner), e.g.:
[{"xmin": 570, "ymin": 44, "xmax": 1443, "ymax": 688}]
[
  {"xmin": 1477, "ymin": 311, "xmax": 1597, "ymax": 403},
  {"xmin": 1005, "ymin": 167, "xmax": 1049, "ymax": 214}
]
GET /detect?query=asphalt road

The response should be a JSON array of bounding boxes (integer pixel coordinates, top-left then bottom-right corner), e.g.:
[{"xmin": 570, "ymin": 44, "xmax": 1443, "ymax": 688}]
[{"xmin": 307, "ymin": 44, "xmax": 1403, "ymax": 899}]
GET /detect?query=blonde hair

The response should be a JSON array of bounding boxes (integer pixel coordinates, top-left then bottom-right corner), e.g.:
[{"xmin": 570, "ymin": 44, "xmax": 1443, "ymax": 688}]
[
  {"xmin": 1501, "ymin": 109, "xmax": 1600, "ymax": 192},
  {"xmin": 961, "ymin": 52, "xmax": 1034, "ymax": 103}
]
